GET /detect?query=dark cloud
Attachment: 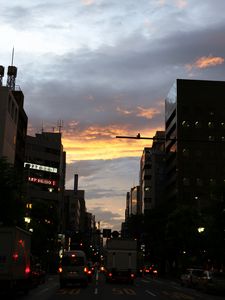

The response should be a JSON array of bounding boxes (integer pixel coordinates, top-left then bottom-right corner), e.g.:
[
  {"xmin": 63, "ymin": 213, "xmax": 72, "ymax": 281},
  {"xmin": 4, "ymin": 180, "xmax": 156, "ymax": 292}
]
[{"xmin": 87, "ymin": 206, "xmax": 123, "ymax": 230}]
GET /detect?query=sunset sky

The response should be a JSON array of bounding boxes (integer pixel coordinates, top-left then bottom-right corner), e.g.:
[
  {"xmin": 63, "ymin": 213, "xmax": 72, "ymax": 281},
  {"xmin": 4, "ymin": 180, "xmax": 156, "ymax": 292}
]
[{"xmin": 1, "ymin": 0, "xmax": 225, "ymax": 230}]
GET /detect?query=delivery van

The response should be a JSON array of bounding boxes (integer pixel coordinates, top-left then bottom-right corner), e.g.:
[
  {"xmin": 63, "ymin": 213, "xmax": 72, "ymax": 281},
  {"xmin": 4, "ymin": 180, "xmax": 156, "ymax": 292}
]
[{"xmin": 58, "ymin": 250, "xmax": 89, "ymax": 288}]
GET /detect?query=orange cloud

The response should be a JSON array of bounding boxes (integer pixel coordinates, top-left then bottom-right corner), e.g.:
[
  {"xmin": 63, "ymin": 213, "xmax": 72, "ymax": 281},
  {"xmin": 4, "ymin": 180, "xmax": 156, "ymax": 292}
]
[
  {"xmin": 62, "ymin": 125, "xmax": 162, "ymax": 162},
  {"xmin": 136, "ymin": 106, "xmax": 160, "ymax": 119},
  {"xmin": 186, "ymin": 55, "xmax": 224, "ymax": 70},
  {"xmin": 116, "ymin": 106, "xmax": 133, "ymax": 115}
]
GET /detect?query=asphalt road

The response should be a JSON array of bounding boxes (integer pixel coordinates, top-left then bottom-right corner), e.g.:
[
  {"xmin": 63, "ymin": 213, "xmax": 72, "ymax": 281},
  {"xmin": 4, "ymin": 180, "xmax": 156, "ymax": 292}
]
[{"xmin": 9, "ymin": 271, "xmax": 225, "ymax": 300}]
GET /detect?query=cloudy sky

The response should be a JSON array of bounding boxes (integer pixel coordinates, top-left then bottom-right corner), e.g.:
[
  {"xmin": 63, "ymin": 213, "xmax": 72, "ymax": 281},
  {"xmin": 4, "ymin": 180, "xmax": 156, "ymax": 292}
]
[{"xmin": 1, "ymin": 0, "xmax": 225, "ymax": 230}]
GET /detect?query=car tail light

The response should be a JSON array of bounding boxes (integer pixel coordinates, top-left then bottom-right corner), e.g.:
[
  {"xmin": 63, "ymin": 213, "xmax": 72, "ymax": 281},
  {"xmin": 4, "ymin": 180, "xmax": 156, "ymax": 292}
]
[
  {"xmin": 153, "ymin": 270, "xmax": 158, "ymax": 274},
  {"xmin": 58, "ymin": 267, "xmax": 63, "ymax": 273},
  {"xmin": 84, "ymin": 267, "xmax": 88, "ymax": 273},
  {"xmin": 25, "ymin": 266, "xmax": 30, "ymax": 274},
  {"xmin": 12, "ymin": 253, "xmax": 19, "ymax": 261},
  {"xmin": 108, "ymin": 272, "xmax": 112, "ymax": 277},
  {"xmin": 131, "ymin": 273, "xmax": 135, "ymax": 278}
]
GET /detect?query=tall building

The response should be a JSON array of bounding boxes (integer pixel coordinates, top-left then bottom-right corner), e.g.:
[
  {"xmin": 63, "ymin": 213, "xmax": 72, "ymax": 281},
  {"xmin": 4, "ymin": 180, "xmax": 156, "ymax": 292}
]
[
  {"xmin": 140, "ymin": 147, "xmax": 152, "ymax": 213},
  {"xmin": 164, "ymin": 79, "xmax": 225, "ymax": 269},
  {"xmin": 165, "ymin": 79, "xmax": 225, "ymax": 210},
  {"xmin": 139, "ymin": 131, "xmax": 166, "ymax": 214},
  {"xmin": 0, "ymin": 65, "xmax": 27, "ymax": 169},
  {"xmin": 24, "ymin": 131, "xmax": 66, "ymax": 263}
]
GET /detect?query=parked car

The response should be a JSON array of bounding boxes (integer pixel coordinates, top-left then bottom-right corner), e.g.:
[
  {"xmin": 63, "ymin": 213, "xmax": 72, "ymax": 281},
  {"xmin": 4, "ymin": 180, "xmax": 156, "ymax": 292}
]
[{"xmin": 180, "ymin": 268, "xmax": 205, "ymax": 287}]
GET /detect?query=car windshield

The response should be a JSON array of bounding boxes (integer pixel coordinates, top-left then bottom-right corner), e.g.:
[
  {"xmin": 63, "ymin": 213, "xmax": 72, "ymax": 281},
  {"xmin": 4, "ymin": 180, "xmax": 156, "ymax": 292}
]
[{"xmin": 61, "ymin": 256, "xmax": 84, "ymax": 266}]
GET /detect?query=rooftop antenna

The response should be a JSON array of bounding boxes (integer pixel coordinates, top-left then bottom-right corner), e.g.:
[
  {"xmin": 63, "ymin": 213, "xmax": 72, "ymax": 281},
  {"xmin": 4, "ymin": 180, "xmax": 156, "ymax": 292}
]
[
  {"xmin": 57, "ymin": 119, "xmax": 63, "ymax": 133},
  {"xmin": 7, "ymin": 47, "xmax": 17, "ymax": 90},
  {"xmin": 11, "ymin": 47, "xmax": 14, "ymax": 66}
]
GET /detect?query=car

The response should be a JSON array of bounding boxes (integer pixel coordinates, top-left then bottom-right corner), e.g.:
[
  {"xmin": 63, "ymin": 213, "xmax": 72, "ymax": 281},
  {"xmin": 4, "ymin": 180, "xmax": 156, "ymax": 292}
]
[
  {"xmin": 30, "ymin": 258, "xmax": 46, "ymax": 288},
  {"xmin": 86, "ymin": 261, "xmax": 95, "ymax": 281},
  {"xmin": 141, "ymin": 264, "xmax": 158, "ymax": 277},
  {"xmin": 180, "ymin": 268, "xmax": 205, "ymax": 287},
  {"xmin": 58, "ymin": 250, "xmax": 89, "ymax": 288}
]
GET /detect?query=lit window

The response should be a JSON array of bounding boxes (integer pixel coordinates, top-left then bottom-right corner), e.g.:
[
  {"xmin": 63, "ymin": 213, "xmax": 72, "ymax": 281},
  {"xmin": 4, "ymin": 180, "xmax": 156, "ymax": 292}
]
[
  {"xmin": 221, "ymin": 122, "xmax": 225, "ymax": 128},
  {"xmin": 194, "ymin": 121, "xmax": 201, "ymax": 128},
  {"xmin": 208, "ymin": 136, "xmax": 214, "ymax": 141},
  {"xmin": 208, "ymin": 122, "xmax": 214, "ymax": 128},
  {"xmin": 222, "ymin": 137, "xmax": 225, "ymax": 142},
  {"xmin": 182, "ymin": 121, "xmax": 190, "ymax": 128}
]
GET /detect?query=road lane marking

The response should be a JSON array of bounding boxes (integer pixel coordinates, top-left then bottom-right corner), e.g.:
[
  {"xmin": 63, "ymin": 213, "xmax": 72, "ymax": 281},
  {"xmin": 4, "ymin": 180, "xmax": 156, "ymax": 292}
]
[
  {"xmin": 94, "ymin": 287, "xmax": 98, "ymax": 294},
  {"xmin": 146, "ymin": 290, "xmax": 157, "ymax": 296}
]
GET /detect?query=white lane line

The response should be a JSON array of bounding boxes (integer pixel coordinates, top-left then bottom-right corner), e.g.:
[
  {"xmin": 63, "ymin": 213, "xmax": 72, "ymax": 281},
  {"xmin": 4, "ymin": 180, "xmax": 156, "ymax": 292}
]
[
  {"xmin": 146, "ymin": 290, "xmax": 157, "ymax": 296},
  {"xmin": 94, "ymin": 287, "xmax": 98, "ymax": 294}
]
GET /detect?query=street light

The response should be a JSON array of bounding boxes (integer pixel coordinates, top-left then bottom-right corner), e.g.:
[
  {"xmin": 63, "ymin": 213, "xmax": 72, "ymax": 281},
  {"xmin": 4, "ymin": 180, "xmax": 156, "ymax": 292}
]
[{"xmin": 197, "ymin": 227, "xmax": 205, "ymax": 233}]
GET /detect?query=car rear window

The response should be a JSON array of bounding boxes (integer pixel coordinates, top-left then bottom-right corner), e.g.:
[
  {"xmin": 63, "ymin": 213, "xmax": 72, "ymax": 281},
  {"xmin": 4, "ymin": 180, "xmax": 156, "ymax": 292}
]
[{"xmin": 61, "ymin": 256, "xmax": 84, "ymax": 266}]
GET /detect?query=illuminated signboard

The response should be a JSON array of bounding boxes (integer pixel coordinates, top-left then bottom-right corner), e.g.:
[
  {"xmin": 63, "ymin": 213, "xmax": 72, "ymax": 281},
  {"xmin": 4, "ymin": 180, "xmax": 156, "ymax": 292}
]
[
  {"xmin": 28, "ymin": 177, "xmax": 57, "ymax": 186},
  {"xmin": 24, "ymin": 162, "xmax": 57, "ymax": 173}
]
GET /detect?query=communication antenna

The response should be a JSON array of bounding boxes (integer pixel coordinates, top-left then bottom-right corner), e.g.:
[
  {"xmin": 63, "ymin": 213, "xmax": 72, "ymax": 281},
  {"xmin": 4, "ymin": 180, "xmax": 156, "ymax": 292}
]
[
  {"xmin": 11, "ymin": 47, "xmax": 14, "ymax": 66},
  {"xmin": 7, "ymin": 47, "xmax": 17, "ymax": 90},
  {"xmin": 57, "ymin": 119, "xmax": 63, "ymax": 133}
]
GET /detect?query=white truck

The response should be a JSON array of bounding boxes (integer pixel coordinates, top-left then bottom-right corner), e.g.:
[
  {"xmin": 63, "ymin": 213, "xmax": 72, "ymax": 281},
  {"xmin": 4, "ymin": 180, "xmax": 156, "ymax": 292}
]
[
  {"xmin": 0, "ymin": 226, "xmax": 31, "ymax": 293},
  {"xmin": 104, "ymin": 238, "xmax": 137, "ymax": 284}
]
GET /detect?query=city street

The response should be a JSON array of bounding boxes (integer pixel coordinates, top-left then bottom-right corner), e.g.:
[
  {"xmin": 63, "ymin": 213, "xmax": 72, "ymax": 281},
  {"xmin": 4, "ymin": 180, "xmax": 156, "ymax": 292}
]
[{"xmin": 10, "ymin": 271, "xmax": 225, "ymax": 300}]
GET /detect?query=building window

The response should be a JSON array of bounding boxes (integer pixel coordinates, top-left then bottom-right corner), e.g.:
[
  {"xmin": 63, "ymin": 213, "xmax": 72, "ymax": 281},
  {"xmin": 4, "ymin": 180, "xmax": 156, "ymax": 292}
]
[
  {"xmin": 196, "ymin": 178, "xmax": 203, "ymax": 186},
  {"xmin": 221, "ymin": 122, "xmax": 225, "ymax": 128},
  {"xmin": 195, "ymin": 150, "xmax": 202, "ymax": 157},
  {"xmin": 208, "ymin": 121, "xmax": 214, "ymax": 128},
  {"xmin": 209, "ymin": 178, "xmax": 216, "ymax": 186},
  {"xmin": 183, "ymin": 178, "xmax": 190, "ymax": 186},
  {"xmin": 194, "ymin": 121, "xmax": 201, "ymax": 128},
  {"xmin": 182, "ymin": 148, "xmax": 190, "ymax": 157},
  {"xmin": 181, "ymin": 121, "xmax": 190, "ymax": 128},
  {"xmin": 208, "ymin": 136, "xmax": 215, "ymax": 141}
]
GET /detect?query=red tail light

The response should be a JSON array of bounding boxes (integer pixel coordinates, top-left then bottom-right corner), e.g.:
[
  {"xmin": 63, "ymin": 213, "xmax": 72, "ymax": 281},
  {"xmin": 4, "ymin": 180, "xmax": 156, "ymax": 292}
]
[
  {"xmin": 108, "ymin": 272, "xmax": 112, "ymax": 277},
  {"xmin": 58, "ymin": 267, "xmax": 63, "ymax": 273},
  {"xmin": 131, "ymin": 273, "xmax": 135, "ymax": 278},
  {"xmin": 12, "ymin": 253, "xmax": 19, "ymax": 261},
  {"xmin": 84, "ymin": 267, "xmax": 88, "ymax": 273},
  {"xmin": 25, "ymin": 266, "xmax": 30, "ymax": 274}
]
